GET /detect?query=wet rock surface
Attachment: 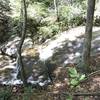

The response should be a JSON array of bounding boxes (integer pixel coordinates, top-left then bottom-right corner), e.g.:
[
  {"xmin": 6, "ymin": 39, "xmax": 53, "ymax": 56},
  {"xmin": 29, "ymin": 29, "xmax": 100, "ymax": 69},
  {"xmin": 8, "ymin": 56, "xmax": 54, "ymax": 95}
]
[{"xmin": 0, "ymin": 26, "xmax": 100, "ymax": 85}]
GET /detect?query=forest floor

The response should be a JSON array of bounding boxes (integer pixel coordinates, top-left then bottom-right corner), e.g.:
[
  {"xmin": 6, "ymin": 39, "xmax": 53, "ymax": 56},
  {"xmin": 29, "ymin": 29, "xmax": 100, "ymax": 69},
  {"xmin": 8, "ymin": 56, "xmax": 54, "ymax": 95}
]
[
  {"xmin": 0, "ymin": 56, "xmax": 100, "ymax": 100},
  {"xmin": 0, "ymin": 26, "xmax": 100, "ymax": 100}
]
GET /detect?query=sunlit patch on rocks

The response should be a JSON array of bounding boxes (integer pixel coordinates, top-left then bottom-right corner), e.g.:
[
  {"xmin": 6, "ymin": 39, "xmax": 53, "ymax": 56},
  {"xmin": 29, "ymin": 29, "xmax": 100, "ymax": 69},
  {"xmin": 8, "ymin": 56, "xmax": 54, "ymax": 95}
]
[{"xmin": 0, "ymin": 26, "xmax": 100, "ymax": 85}]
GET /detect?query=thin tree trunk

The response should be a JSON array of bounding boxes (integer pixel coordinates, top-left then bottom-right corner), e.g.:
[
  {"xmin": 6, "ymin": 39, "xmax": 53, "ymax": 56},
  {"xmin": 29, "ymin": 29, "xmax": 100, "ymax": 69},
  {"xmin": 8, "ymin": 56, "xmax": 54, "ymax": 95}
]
[
  {"xmin": 17, "ymin": 0, "xmax": 27, "ymax": 85},
  {"xmin": 54, "ymin": 0, "xmax": 59, "ymax": 22},
  {"xmin": 82, "ymin": 0, "xmax": 96, "ymax": 72}
]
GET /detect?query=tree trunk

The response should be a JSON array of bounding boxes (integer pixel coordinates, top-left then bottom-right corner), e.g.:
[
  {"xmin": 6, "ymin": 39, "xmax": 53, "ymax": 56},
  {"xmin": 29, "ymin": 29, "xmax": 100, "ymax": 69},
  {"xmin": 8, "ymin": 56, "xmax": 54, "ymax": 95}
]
[
  {"xmin": 82, "ymin": 0, "xmax": 96, "ymax": 72},
  {"xmin": 54, "ymin": 0, "xmax": 59, "ymax": 22},
  {"xmin": 17, "ymin": 0, "xmax": 27, "ymax": 85}
]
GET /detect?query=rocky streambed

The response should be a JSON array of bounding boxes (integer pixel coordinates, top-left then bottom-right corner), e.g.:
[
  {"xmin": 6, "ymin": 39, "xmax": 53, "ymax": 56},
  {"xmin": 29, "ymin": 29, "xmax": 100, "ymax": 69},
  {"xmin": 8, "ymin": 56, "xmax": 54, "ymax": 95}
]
[{"xmin": 0, "ymin": 26, "xmax": 100, "ymax": 86}]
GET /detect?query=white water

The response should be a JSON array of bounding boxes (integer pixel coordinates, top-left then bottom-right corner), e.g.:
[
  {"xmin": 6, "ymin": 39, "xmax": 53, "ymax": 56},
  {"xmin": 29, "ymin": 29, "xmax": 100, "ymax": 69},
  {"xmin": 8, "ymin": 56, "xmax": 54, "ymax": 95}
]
[{"xmin": 0, "ymin": 26, "xmax": 100, "ymax": 85}]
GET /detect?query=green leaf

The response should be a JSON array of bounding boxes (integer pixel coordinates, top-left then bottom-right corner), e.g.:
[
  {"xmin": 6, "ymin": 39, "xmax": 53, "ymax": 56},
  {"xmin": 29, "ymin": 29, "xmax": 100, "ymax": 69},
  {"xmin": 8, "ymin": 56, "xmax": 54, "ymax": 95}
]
[
  {"xmin": 66, "ymin": 95, "xmax": 73, "ymax": 100},
  {"xmin": 68, "ymin": 68, "xmax": 79, "ymax": 78},
  {"xmin": 79, "ymin": 74, "xmax": 85, "ymax": 81},
  {"xmin": 70, "ymin": 79, "xmax": 79, "ymax": 86}
]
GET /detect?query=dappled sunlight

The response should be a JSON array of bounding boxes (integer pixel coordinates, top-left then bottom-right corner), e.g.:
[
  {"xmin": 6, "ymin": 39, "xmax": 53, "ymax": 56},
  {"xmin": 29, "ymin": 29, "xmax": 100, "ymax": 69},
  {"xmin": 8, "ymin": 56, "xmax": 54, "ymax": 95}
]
[
  {"xmin": 1, "ymin": 79, "xmax": 23, "ymax": 85},
  {"xmin": 38, "ymin": 26, "xmax": 85, "ymax": 61},
  {"xmin": 38, "ymin": 26, "xmax": 100, "ymax": 70},
  {"xmin": 0, "ymin": 65, "xmax": 16, "ymax": 71},
  {"xmin": 97, "ymin": 47, "xmax": 100, "ymax": 51},
  {"xmin": 91, "ymin": 77, "xmax": 100, "ymax": 91},
  {"xmin": 0, "ymin": 0, "xmax": 100, "ymax": 99},
  {"xmin": 0, "ymin": 26, "xmax": 100, "ymax": 85},
  {"xmin": 63, "ymin": 52, "xmax": 81, "ymax": 65}
]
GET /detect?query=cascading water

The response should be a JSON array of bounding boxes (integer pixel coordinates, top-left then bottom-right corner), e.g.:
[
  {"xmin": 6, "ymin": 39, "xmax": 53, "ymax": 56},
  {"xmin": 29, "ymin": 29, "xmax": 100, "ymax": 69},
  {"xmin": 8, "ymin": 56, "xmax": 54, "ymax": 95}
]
[
  {"xmin": 0, "ymin": 26, "xmax": 100, "ymax": 85},
  {"xmin": 1, "ymin": 58, "xmax": 23, "ymax": 85}
]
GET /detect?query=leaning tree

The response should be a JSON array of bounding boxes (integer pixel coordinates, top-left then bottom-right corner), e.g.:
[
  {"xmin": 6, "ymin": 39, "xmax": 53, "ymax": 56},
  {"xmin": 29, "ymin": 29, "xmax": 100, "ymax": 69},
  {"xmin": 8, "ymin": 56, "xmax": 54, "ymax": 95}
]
[{"xmin": 17, "ymin": 0, "xmax": 28, "ymax": 85}]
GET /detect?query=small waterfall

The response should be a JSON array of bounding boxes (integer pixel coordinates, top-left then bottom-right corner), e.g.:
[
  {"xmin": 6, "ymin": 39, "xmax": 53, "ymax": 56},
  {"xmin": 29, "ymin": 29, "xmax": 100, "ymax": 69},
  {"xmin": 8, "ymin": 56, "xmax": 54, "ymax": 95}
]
[
  {"xmin": 1, "ymin": 58, "xmax": 23, "ymax": 85},
  {"xmin": 1, "ymin": 26, "xmax": 100, "ymax": 85}
]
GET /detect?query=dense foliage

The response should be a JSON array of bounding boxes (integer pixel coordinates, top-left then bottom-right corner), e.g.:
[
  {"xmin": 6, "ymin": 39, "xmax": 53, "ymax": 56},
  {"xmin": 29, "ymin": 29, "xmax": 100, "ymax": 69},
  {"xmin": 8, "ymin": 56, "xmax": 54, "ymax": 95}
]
[
  {"xmin": 0, "ymin": 0, "xmax": 11, "ymax": 43},
  {"xmin": 0, "ymin": 0, "xmax": 99, "ymax": 44},
  {"xmin": 1, "ymin": 0, "xmax": 99, "ymax": 44}
]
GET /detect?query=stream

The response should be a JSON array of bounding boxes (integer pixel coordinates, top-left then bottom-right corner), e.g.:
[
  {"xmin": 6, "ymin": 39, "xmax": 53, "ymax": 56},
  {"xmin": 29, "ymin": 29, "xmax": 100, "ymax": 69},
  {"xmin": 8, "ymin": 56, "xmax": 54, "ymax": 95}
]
[{"xmin": 0, "ymin": 26, "xmax": 100, "ymax": 86}]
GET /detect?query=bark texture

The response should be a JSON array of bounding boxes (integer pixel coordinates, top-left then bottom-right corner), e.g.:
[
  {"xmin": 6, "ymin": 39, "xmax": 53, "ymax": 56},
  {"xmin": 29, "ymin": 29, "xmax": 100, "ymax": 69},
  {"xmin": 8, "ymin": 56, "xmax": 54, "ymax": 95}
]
[
  {"xmin": 17, "ymin": 0, "xmax": 27, "ymax": 85},
  {"xmin": 82, "ymin": 0, "xmax": 96, "ymax": 72}
]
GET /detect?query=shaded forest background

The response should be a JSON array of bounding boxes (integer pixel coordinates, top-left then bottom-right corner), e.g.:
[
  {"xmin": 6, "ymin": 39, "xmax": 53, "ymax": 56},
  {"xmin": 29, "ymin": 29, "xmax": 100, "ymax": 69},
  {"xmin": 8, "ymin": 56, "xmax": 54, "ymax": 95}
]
[{"xmin": 0, "ymin": 0, "xmax": 100, "ymax": 44}]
